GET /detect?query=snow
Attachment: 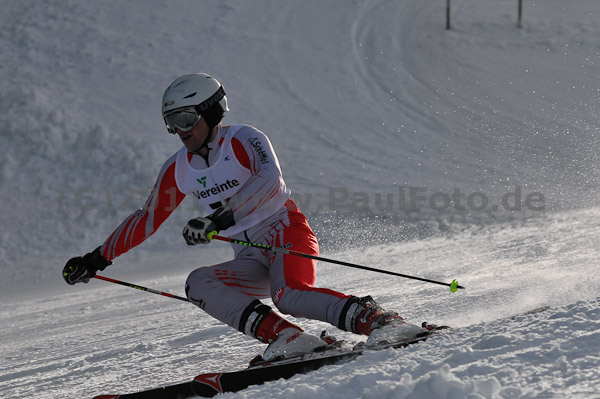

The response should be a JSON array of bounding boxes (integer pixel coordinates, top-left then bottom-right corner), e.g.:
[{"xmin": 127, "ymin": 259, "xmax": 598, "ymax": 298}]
[{"xmin": 1, "ymin": 0, "xmax": 600, "ymax": 398}]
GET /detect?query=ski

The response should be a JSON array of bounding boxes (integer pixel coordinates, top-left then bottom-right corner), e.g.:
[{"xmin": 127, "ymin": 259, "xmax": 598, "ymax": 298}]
[
  {"xmin": 92, "ymin": 307, "xmax": 553, "ymax": 398},
  {"xmin": 92, "ymin": 380, "xmax": 193, "ymax": 399},
  {"xmin": 191, "ymin": 334, "xmax": 433, "ymax": 397},
  {"xmin": 92, "ymin": 327, "xmax": 449, "ymax": 399}
]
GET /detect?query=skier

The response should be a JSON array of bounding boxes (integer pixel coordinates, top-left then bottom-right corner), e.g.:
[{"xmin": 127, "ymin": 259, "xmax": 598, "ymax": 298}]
[{"xmin": 62, "ymin": 73, "xmax": 427, "ymax": 360}]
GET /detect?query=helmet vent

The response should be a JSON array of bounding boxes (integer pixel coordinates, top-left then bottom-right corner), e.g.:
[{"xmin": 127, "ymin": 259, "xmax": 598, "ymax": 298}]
[{"xmin": 183, "ymin": 92, "xmax": 197, "ymax": 99}]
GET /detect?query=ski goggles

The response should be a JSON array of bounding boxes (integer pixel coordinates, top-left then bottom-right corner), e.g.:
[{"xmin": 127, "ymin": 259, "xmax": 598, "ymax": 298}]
[{"xmin": 163, "ymin": 107, "xmax": 202, "ymax": 134}]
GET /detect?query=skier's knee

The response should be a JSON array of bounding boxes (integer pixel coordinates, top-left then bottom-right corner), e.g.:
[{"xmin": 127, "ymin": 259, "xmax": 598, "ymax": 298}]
[{"xmin": 185, "ymin": 266, "xmax": 215, "ymax": 299}]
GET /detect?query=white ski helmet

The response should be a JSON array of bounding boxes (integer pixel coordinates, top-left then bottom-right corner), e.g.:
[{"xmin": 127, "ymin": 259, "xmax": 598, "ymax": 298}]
[{"xmin": 162, "ymin": 73, "xmax": 229, "ymax": 133}]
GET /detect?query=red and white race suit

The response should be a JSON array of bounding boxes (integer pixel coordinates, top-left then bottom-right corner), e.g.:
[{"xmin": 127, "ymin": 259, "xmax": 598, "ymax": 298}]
[{"xmin": 99, "ymin": 124, "xmax": 350, "ymax": 331}]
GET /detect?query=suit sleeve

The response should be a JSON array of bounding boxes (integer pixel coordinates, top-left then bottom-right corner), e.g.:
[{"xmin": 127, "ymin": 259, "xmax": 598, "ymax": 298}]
[
  {"xmin": 228, "ymin": 126, "xmax": 290, "ymax": 222},
  {"xmin": 100, "ymin": 153, "xmax": 186, "ymax": 261}
]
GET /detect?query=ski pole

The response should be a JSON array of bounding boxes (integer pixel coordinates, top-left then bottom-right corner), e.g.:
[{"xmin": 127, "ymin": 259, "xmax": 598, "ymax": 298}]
[
  {"xmin": 209, "ymin": 234, "xmax": 464, "ymax": 292},
  {"xmin": 93, "ymin": 274, "xmax": 189, "ymax": 302}
]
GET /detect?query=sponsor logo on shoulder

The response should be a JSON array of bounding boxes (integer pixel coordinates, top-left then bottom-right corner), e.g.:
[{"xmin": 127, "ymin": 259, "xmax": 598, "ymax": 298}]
[{"xmin": 248, "ymin": 137, "xmax": 269, "ymax": 164}]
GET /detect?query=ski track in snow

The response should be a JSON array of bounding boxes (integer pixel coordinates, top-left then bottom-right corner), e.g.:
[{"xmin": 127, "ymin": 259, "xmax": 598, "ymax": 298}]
[{"xmin": 2, "ymin": 0, "xmax": 600, "ymax": 398}]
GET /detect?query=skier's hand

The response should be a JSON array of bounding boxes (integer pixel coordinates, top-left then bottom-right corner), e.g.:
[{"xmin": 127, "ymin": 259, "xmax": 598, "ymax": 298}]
[
  {"xmin": 62, "ymin": 247, "xmax": 112, "ymax": 285},
  {"xmin": 183, "ymin": 206, "xmax": 235, "ymax": 245}
]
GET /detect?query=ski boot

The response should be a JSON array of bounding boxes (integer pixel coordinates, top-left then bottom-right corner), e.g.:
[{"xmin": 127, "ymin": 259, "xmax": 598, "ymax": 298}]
[
  {"xmin": 240, "ymin": 300, "xmax": 329, "ymax": 363},
  {"xmin": 339, "ymin": 296, "xmax": 428, "ymax": 346},
  {"xmin": 262, "ymin": 328, "xmax": 329, "ymax": 361}
]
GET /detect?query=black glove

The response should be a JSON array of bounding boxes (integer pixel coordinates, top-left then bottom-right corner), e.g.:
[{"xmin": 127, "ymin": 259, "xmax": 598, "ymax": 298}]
[
  {"xmin": 63, "ymin": 247, "xmax": 112, "ymax": 285},
  {"xmin": 183, "ymin": 205, "xmax": 235, "ymax": 245}
]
